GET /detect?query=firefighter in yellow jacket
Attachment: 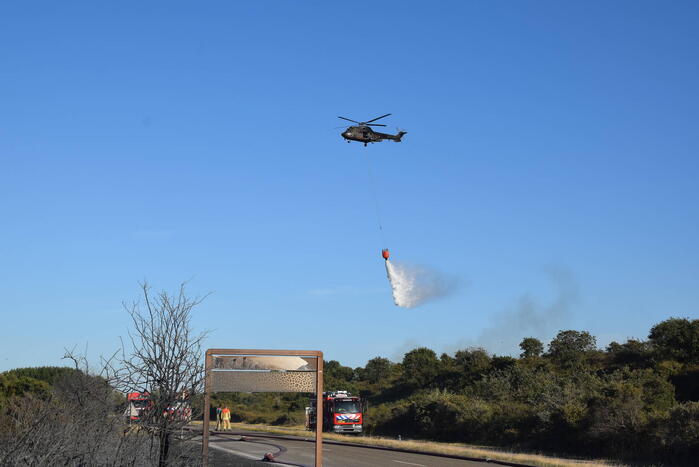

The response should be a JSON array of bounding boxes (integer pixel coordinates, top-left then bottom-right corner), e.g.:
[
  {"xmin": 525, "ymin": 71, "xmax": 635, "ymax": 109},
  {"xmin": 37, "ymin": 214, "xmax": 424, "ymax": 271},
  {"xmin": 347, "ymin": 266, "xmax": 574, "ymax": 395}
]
[{"xmin": 221, "ymin": 406, "xmax": 231, "ymax": 430}]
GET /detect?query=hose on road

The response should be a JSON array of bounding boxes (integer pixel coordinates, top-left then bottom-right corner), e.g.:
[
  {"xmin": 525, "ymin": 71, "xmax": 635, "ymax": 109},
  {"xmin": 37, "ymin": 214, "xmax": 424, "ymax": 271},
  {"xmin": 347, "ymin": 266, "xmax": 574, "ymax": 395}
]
[{"xmin": 213, "ymin": 432, "xmax": 308, "ymax": 467}]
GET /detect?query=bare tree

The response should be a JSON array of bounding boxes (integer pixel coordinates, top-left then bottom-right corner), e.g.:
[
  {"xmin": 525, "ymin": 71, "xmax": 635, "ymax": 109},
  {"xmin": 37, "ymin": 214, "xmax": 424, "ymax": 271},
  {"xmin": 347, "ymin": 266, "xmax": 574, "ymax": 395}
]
[
  {"xmin": 114, "ymin": 281, "xmax": 209, "ymax": 467},
  {"xmin": 0, "ymin": 282, "xmax": 208, "ymax": 466}
]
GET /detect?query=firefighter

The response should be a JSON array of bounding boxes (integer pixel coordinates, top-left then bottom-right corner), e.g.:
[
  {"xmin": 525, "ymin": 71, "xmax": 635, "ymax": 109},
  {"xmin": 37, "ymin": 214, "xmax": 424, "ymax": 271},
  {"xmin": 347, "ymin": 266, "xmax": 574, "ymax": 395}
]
[
  {"xmin": 215, "ymin": 406, "xmax": 222, "ymax": 430},
  {"xmin": 221, "ymin": 406, "xmax": 231, "ymax": 430}
]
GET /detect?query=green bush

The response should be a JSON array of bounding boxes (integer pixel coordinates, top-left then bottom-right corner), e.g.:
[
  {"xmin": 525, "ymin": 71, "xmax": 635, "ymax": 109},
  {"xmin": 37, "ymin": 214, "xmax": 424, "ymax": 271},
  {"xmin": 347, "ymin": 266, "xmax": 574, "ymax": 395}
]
[
  {"xmin": 662, "ymin": 401, "xmax": 699, "ymax": 460},
  {"xmin": 0, "ymin": 373, "xmax": 50, "ymax": 403}
]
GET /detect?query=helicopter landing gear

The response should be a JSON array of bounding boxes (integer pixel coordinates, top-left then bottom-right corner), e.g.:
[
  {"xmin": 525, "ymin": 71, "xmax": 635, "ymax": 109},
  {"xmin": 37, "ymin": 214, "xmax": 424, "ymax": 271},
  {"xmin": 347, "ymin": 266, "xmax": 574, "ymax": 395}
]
[
  {"xmin": 364, "ymin": 142, "xmax": 367, "ymax": 147},
  {"xmin": 347, "ymin": 140, "xmax": 350, "ymax": 143}
]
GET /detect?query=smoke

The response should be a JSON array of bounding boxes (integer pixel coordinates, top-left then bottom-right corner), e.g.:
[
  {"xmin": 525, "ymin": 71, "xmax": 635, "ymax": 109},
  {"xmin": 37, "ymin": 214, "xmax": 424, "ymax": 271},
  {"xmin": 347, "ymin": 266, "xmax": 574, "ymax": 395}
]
[
  {"xmin": 446, "ymin": 267, "xmax": 578, "ymax": 356},
  {"xmin": 385, "ymin": 259, "xmax": 457, "ymax": 308},
  {"xmin": 387, "ymin": 268, "xmax": 578, "ymax": 361}
]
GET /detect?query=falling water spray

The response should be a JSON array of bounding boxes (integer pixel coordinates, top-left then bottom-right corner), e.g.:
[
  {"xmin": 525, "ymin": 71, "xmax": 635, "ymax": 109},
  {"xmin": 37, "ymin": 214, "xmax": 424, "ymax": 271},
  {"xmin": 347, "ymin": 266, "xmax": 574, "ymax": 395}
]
[{"xmin": 382, "ymin": 249, "xmax": 456, "ymax": 308}]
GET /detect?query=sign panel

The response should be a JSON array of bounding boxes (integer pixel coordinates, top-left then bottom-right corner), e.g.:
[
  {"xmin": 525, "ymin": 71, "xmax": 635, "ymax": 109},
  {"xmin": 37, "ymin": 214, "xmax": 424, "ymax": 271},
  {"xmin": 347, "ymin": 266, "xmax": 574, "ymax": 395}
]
[{"xmin": 211, "ymin": 370, "xmax": 315, "ymax": 393}]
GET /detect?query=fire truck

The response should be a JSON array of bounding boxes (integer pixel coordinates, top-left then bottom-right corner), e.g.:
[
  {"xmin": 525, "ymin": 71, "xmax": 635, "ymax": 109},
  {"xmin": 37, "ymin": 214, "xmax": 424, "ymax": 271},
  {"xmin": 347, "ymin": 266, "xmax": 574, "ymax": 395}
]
[
  {"xmin": 125, "ymin": 391, "xmax": 192, "ymax": 423},
  {"xmin": 306, "ymin": 391, "xmax": 363, "ymax": 434},
  {"xmin": 125, "ymin": 392, "xmax": 152, "ymax": 422}
]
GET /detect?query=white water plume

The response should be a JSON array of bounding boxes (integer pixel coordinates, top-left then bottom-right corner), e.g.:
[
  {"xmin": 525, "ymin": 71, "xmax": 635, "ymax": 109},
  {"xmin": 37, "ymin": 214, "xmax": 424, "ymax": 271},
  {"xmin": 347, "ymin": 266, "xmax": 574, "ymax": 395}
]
[{"xmin": 385, "ymin": 259, "xmax": 456, "ymax": 308}]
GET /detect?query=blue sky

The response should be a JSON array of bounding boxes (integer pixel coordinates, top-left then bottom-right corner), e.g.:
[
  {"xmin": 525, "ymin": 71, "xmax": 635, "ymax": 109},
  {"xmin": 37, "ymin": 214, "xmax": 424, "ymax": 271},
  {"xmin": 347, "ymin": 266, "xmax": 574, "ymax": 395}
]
[{"xmin": 1, "ymin": 1, "xmax": 698, "ymax": 370}]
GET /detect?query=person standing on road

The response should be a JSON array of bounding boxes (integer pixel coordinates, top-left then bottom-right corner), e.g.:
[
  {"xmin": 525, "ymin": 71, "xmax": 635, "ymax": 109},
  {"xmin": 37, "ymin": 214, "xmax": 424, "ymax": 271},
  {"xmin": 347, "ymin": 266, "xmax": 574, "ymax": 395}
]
[
  {"xmin": 221, "ymin": 406, "xmax": 231, "ymax": 430},
  {"xmin": 215, "ymin": 406, "xmax": 222, "ymax": 430}
]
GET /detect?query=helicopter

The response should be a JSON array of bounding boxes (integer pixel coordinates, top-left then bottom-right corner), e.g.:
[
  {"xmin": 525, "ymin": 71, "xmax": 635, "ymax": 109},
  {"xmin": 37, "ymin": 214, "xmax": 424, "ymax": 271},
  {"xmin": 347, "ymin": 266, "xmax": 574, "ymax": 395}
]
[{"xmin": 339, "ymin": 113, "xmax": 407, "ymax": 146}]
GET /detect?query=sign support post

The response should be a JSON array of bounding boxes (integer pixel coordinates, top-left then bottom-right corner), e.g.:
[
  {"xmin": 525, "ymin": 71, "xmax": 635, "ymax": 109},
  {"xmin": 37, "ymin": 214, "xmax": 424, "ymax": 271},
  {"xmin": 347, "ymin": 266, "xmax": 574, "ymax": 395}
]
[{"xmin": 202, "ymin": 351, "xmax": 213, "ymax": 465}]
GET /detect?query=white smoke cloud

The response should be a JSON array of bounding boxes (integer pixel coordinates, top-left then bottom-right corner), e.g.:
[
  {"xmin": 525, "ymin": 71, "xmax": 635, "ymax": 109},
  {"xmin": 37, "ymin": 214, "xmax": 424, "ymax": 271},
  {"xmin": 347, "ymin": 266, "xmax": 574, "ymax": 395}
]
[{"xmin": 385, "ymin": 259, "xmax": 457, "ymax": 308}]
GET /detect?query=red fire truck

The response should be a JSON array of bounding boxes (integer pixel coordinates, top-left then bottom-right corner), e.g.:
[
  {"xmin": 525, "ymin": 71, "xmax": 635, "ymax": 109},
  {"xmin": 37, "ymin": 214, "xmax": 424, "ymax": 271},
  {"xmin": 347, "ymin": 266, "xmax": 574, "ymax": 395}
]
[
  {"xmin": 306, "ymin": 391, "xmax": 363, "ymax": 434},
  {"xmin": 125, "ymin": 392, "xmax": 152, "ymax": 422},
  {"xmin": 125, "ymin": 391, "xmax": 192, "ymax": 423}
]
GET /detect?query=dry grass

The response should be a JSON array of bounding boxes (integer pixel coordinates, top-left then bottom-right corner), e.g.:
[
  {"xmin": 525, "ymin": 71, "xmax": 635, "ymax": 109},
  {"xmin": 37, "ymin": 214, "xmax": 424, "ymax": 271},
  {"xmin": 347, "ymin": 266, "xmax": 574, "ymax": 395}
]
[{"xmin": 203, "ymin": 422, "xmax": 624, "ymax": 467}]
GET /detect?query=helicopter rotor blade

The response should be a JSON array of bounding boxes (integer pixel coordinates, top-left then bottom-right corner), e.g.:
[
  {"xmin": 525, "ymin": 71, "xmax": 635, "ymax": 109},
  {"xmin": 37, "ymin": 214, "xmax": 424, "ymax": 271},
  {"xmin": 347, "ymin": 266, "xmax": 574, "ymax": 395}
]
[
  {"xmin": 366, "ymin": 123, "xmax": 387, "ymax": 127},
  {"xmin": 365, "ymin": 113, "xmax": 392, "ymax": 123},
  {"xmin": 338, "ymin": 116, "xmax": 360, "ymax": 124}
]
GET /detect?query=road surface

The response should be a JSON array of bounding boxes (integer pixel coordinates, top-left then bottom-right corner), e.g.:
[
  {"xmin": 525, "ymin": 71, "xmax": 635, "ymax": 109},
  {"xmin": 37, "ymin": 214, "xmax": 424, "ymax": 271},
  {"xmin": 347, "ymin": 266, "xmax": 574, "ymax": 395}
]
[{"xmin": 208, "ymin": 431, "xmax": 496, "ymax": 467}]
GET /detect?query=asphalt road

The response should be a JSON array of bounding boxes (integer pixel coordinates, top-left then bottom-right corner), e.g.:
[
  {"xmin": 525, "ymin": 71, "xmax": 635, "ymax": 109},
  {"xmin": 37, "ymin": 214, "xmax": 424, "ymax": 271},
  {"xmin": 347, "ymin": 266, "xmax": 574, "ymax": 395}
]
[{"xmin": 208, "ymin": 432, "xmax": 495, "ymax": 467}]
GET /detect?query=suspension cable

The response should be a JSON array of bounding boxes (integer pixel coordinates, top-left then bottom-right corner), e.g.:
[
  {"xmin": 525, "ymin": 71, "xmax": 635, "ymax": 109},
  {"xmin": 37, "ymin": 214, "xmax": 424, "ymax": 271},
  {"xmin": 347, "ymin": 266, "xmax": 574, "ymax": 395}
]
[{"xmin": 362, "ymin": 151, "xmax": 387, "ymax": 248}]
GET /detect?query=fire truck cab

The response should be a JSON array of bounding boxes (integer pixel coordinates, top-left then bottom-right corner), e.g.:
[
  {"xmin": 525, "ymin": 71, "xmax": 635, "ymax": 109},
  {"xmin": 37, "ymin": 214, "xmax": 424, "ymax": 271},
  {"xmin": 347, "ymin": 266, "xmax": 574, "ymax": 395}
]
[
  {"xmin": 125, "ymin": 392, "xmax": 152, "ymax": 422},
  {"xmin": 306, "ymin": 391, "xmax": 363, "ymax": 434}
]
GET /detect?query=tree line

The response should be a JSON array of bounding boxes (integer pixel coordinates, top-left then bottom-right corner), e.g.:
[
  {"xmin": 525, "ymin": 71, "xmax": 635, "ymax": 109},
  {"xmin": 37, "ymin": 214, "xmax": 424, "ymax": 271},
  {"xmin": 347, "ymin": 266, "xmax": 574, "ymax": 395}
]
[
  {"xmin": 204, "ymin": 317, "xmax": 699, "ymax": 464},
  {"xmin": 318, "ymin": 317, "xmax": 699, "ymax": 464}
]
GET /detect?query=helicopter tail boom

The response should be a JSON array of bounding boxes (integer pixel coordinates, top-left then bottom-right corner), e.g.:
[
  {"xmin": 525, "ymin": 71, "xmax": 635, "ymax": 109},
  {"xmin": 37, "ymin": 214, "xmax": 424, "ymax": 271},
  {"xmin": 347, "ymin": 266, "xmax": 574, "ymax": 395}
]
[
  {"xmin": 374, "ymin": 130, "xmax": 407, "ymax": 142},
  {"xmin": 394, "ymin": 131, "xmax": 407, "ymax": 142}
]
